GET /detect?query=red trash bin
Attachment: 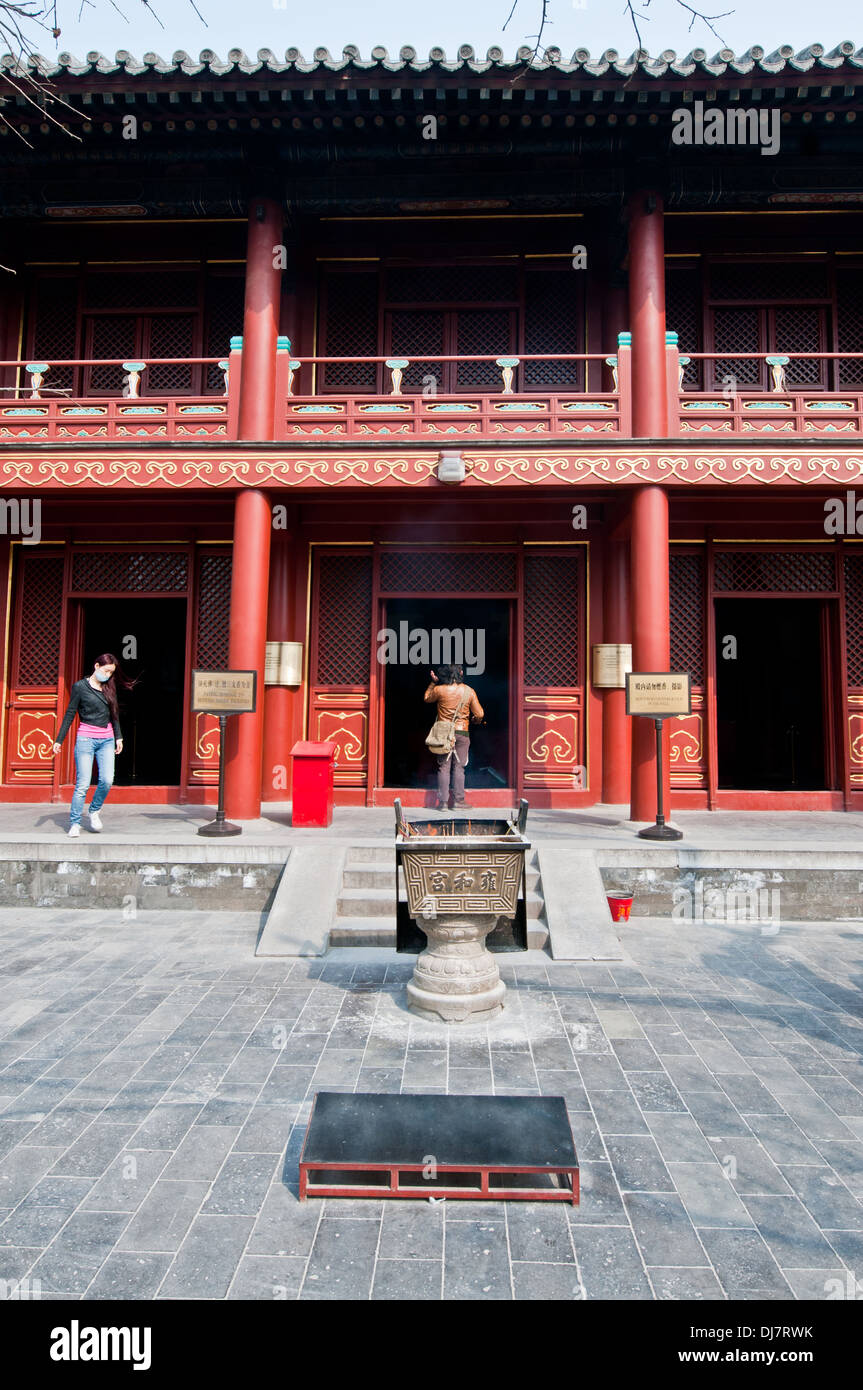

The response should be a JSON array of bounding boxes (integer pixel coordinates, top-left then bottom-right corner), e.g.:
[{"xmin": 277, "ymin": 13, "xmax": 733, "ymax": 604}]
[{"xmin": 290, "ymin": 741, "xmax": 336, "ymax": 828}]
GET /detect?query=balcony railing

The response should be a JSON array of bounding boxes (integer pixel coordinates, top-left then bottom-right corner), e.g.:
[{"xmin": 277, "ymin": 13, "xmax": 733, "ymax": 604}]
[
  {"xmin": 275, "ymin": 351, "xmax": 627, "ymax": 440},
  {"xmin": 0, "ymin": 357, "xmax": 232, "ymax": 442},
  {"xmin": 3, "ymin": 342, "xmax": 863, "ymax": 445},
  {"xmin": 667, "ymin": 346, "xmax": 863, "ymax": 437}
]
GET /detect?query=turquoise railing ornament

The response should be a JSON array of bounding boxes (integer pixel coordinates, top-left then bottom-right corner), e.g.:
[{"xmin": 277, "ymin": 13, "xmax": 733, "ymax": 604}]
[
  {"xmin": 25, "ymin": 362, "xmax": 49, "ymax": 398},
  {"xmin": 765, "ymin": 354, "xmax": 790, "ymax": 393},
  {"xmin": 385, "ymin": 358, "xmax": 410, "ymax": 395},
  {"xmin": 496, "ymin": 356, "xmax": 520, "ymax": 394},
  {"xmin": 122, "ymin": 361, "xmax": 147, "ymax": 398}
]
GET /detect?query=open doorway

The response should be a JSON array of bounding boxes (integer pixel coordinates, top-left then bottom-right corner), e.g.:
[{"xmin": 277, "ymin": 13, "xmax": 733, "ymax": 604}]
[
  {"xmin": 715, "ymin": 598, "xmax": 829, "ymax": 790},
  {"xmin": 382, "ymin": 598, "xmax": 511, "ymax": 789},
  {"xmin": 80, "ymin": 598, "xmax": 186, "ymax": 785}
]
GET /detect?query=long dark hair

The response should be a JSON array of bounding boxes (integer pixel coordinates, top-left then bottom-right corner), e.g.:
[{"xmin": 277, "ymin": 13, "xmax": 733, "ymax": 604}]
[
  {"xmin": 437, "ymin": 664, "xmax": 464, "ymax": 685},
  {"xmin": 92, "ymin": 652, "xmax": 137, "ymax": 723}
]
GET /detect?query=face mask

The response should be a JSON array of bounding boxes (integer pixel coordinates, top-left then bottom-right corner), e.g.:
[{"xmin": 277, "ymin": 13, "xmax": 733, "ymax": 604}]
[{"xmin": 95, "ymin": 672, "xmax": 111, "ymax": 683}]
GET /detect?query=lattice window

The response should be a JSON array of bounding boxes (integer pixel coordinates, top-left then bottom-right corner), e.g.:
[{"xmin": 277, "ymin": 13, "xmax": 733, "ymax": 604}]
[
  {"xmin": 195, "ymin": 550, "xmax": 232, "ymax": 668},
  {"xmin": 389, "ymin": 309, "xmax": 445, "ymax": 392},
  {"xmin": 87, "ymin": 315, "xmax": 137, "ymax": 394},
  {"xmin": 670, "ymin": 552, "xmax": 705, "ymax": 684},
  {"xmin": 837, "ymin": 270, "xmax": 863, "ymax": 389},
  {"xmin": 844, "ymin": 553, "xmax": 863, "ymax": 686},
  {"xmin": 148, "ymin": 315, "xmax": 196, "ymax": 393},
  {"xmin": 523, "ymin": 553, "xmax": 582, "ymax": 686},
  {"xmin": 14, "ymin": 553, "xmax": 64, "ymax": 687},
  {"xmin": 71, "ymin": 551, "xmax": 189, "ymax": 593},
  {"xmin": 29, "ymin": 277, "xmax": 78, "ymax": 396},
  {"xmin": 774, "ymin": 306, "xmax": 825, "ymax": 387},
  {"xmin": 711, "ymin": 306, "xmax": 761, "ymax": 387},
  {"xmin": 386, "ymin": 266, "xmax": 519, "ymax": 305},
  {"xmin": 666, "ymin": 267, "xmax": 702, "ymax": 389},
  {"xmin": 456, "ymin": 309, "xmax": 513, "ymax": 387},
  {"xmin": 379, "ymin": 551, "xmax": 517, "ymax": 593},
  {"xmin": 709, "ymin": 261, "xmax": 829, "ymax": 301},
  {"xmin": 205, "ymin": 275, "xmax": 245, "ymax": 392},
  {"xmin": 523, "ymin": 271, "xmax": 583, "ymax": 388},
  {"xmin": 321, "ymin": 273, "xmax": 378, "ymax": 390},
  {"xmin": 84, "ymin": 272, "xmax": 199, "ymax": 311},
  {"xmin": 714, "ymin": 551, "xmax": 836, "ymax": 593},
  {"xmin": 316, "ymin": 554, "xmax": 373, "ymax": 684}
]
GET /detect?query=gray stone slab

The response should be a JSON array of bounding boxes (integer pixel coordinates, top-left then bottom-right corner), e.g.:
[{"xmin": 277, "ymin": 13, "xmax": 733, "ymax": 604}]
[
  {"xmin": 83, "ymin": 1251, "xmax": 172, "ymax": 1300},
  {"xmin": 571, "ymin": 1225, "xmax": 654, "ymax": 1299},
  {"xmin": 116, "ymin": 1179, "xmax": 209, "ymax": 1254},
  {"xmin": 537, "ymin": 848, "xmax": 623, "ymax": 961},
  {"xmin": 227, "ymin": 1254, "xmax": 306, "ymax": 1300},
  {"xmin": 301, "ymin": 1215, "xmax": 379, "ymax": 1300},
  {"xmin": 158, "ymin": 1214, "xmax": 255, "ymax": 1299},
  {"xmin": 623, "ymin": 1192, "xmax": 709, "ymax": 1267},
  {"xmin": 256, "ymin": 847, "xmax": 344, "ymax": 957},
  {"xmin": 697, "ymin": 1227, "xmax": 792, "ymax": 1297},
  {"xmin": 443, "ymin": 1218, "xmax": 512, "ymax": 1300}
]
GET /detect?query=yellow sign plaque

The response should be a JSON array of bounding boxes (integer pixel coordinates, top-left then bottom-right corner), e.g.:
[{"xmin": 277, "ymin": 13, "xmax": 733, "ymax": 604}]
[
  {"xmin": 625, "ymin": 672, "xmax": 691, "ymax": 718},
  {"xmin": 592, "ymin": 643, "xmax": 632, "ymax": 689},
  {"xmin": 191, "ymin": 670, "xmax": 257, "ymax": 715}
]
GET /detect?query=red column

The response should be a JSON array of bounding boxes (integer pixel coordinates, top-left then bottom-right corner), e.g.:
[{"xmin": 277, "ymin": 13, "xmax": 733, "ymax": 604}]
[
  {"xmin": 262, "ymin": 526, "xmax": 293, "ymax": 802},
  {"xmin": 628, "ymin": 191, "xmax": 667, "ymax": 438},
  {"xmin": 630, "ymin": 485, "xmax": 671, "ymax": 822},
  {"xmin": 238, "ymin": 196, "xmax": 282, "ymax": 440},
  {"xmin": 627, "ymin": 190, "xmax": 671, "ymax": 822},
  {"xmin": 224, "ymin": 488, "xmax": 272, "ymax": 819},
  {"xmin": 602, "ymin": 524, "xmax": 631, "ymax": 804}
]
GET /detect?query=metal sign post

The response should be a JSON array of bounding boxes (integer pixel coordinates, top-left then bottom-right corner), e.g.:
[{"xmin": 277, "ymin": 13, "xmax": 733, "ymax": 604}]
[
  {"xmin": 191, "ymin": 670, "xmax": 257, "ymax": 839},
  {"xmin": 625, "ymin": 672, "xmax": 690, "ymax": 842}
]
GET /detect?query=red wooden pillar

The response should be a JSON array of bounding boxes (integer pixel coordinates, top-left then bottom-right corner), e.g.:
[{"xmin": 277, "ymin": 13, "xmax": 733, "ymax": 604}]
[
  {"xmin": 628, "ymin": 191, "xmax": 671, "ymax": 822},
  {"xmin": 224, "ymin": 489, "xmax": 272, "ymax": 819},
  {"xmin": 262, "ymin": 525, "xmax": 293, "ymax": 802},
  {"xmin": 602, "ymin": 525, "xmax": 631, "ymax": 804},
  {"xmin": 630, "ymin": 486, "xmax": 672, "ymax": 822},
  {"xmin": 628, "ymin": 190, "xmax": 667, "ymax": 438},
  {"xmin": 223, "ymin": 195, "xmax": 282, "ymax": 819},
  {"xmin": 238, "ymin": 196, "xmax": 282, "ymax": 439}
]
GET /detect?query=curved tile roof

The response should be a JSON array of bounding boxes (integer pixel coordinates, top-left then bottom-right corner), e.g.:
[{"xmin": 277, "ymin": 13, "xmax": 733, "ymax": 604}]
[{"xmin": 2, "ymin": 42, "xmax": 863, "ymax": 81}]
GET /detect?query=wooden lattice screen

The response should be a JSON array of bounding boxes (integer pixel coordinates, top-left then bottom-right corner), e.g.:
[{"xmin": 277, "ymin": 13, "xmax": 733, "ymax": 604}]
[
  {"xmin": 5, "ymin": 551, "xmax": 65, "ymax": 784},
  {"xmin": 669, "ymin": 550, "xmax": 706, "ymax": 789},
  {"xmin": 311, "ymin": 551, "xmax": 373, "ymax": 787},
  {"xmin": 189, "ymin": 548, "xmax": 233, "ymax": 787},
  {"xmin": 521, "ymin": 550, "xmax": 584, "ymax": 792},
  {"xmin": 844, "ymin": 551, "xmax": 863, "ymax": 789}
]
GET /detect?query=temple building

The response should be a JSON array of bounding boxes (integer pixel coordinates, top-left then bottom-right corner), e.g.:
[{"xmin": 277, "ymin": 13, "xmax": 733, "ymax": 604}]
[{"xmin": 1, "ymin": 41, "xmax": 863, "ymax": 818}]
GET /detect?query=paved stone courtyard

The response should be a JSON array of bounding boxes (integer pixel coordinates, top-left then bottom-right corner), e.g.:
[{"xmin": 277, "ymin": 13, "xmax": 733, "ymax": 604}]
[{"xmin": 1, "ymin": 906, "xmax": 862, "ymax": 1300}]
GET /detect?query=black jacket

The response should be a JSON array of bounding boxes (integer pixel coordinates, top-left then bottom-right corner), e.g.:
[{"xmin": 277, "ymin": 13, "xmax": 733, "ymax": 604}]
[{"xmin": 55, "ymin": 679, "xmax": 122, "ymax": 745}]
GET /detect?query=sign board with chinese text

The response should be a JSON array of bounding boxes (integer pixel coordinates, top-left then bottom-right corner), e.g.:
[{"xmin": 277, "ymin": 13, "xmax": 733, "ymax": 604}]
[
  {"xmin": 625, "ymin": 672, "xmax": 691, "ymax": 719},
  {"xmin": 191, "ymin": 670, "xmax": 257, "ymax": 715}
]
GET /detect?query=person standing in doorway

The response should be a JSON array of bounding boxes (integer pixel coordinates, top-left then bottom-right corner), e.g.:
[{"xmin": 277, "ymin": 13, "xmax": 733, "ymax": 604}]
[
  {"xmin": 424, "ymin": 664, "xmax": 484, "ymax": 812},
  {"xmin": 52, "ymin": 653, "xmax": 132, "ymax": 837}
]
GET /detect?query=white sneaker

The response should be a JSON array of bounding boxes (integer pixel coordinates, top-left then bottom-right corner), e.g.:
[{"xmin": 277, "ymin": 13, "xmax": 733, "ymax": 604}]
[
  {"xmin": 68, "ymin": 824, "xmax": 80, "ymax": 838},
  {"xmin": 87, "ymin": 809, "xmax": 103, "ymax": 832}
]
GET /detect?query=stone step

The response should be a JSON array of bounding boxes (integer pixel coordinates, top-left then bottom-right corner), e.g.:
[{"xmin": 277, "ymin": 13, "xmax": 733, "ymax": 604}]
[
  {"xmin": 343, "ymin": 861, "xmax": 541, "ymax": 891},
  {"xmin": 330, "ymin": 917, "xmax": 550, "ymax": 951},
  {"xmin": 336, "ymin": 885, "xmax": 546, "ymax": 919}
]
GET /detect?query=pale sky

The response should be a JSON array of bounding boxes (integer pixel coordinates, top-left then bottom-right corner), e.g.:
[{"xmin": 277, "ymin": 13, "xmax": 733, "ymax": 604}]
[{"xmin": 14, "ymin": 0, "xmax": 862, "ymax": 65}]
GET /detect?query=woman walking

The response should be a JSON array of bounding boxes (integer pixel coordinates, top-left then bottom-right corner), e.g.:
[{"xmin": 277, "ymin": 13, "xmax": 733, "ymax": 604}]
[
  {"xmin": 52, "ymin": 653, "xmax": 131, "ymax": 837},
  {"xmin": 423, "ymin": 664, "xmax": 484, "ymax": 812}
]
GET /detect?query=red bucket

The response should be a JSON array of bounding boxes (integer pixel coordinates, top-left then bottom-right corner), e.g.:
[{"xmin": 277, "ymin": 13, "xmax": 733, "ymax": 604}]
[{"xmin": 606, "ymin": 893, "xmax": 634, "ymax": 922}]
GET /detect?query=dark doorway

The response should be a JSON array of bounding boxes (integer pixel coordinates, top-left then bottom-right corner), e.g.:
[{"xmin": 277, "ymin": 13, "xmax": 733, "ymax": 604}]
[
  {"xmin": 81, "ymin": 598, "xmax": 186, "ymax": 785},
  {"xmin": 382, "ymin": 598, "xmax": 511, "ymax": 789},
  {"xmin": 715, "ymin": 598, "xmax": 827, "ymax": 790}
]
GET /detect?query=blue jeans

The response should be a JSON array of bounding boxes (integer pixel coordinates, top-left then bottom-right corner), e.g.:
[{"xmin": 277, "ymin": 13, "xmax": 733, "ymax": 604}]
[{"xmin": 70, "ymin": 736, "xmax": 115, "ymax": 826}]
